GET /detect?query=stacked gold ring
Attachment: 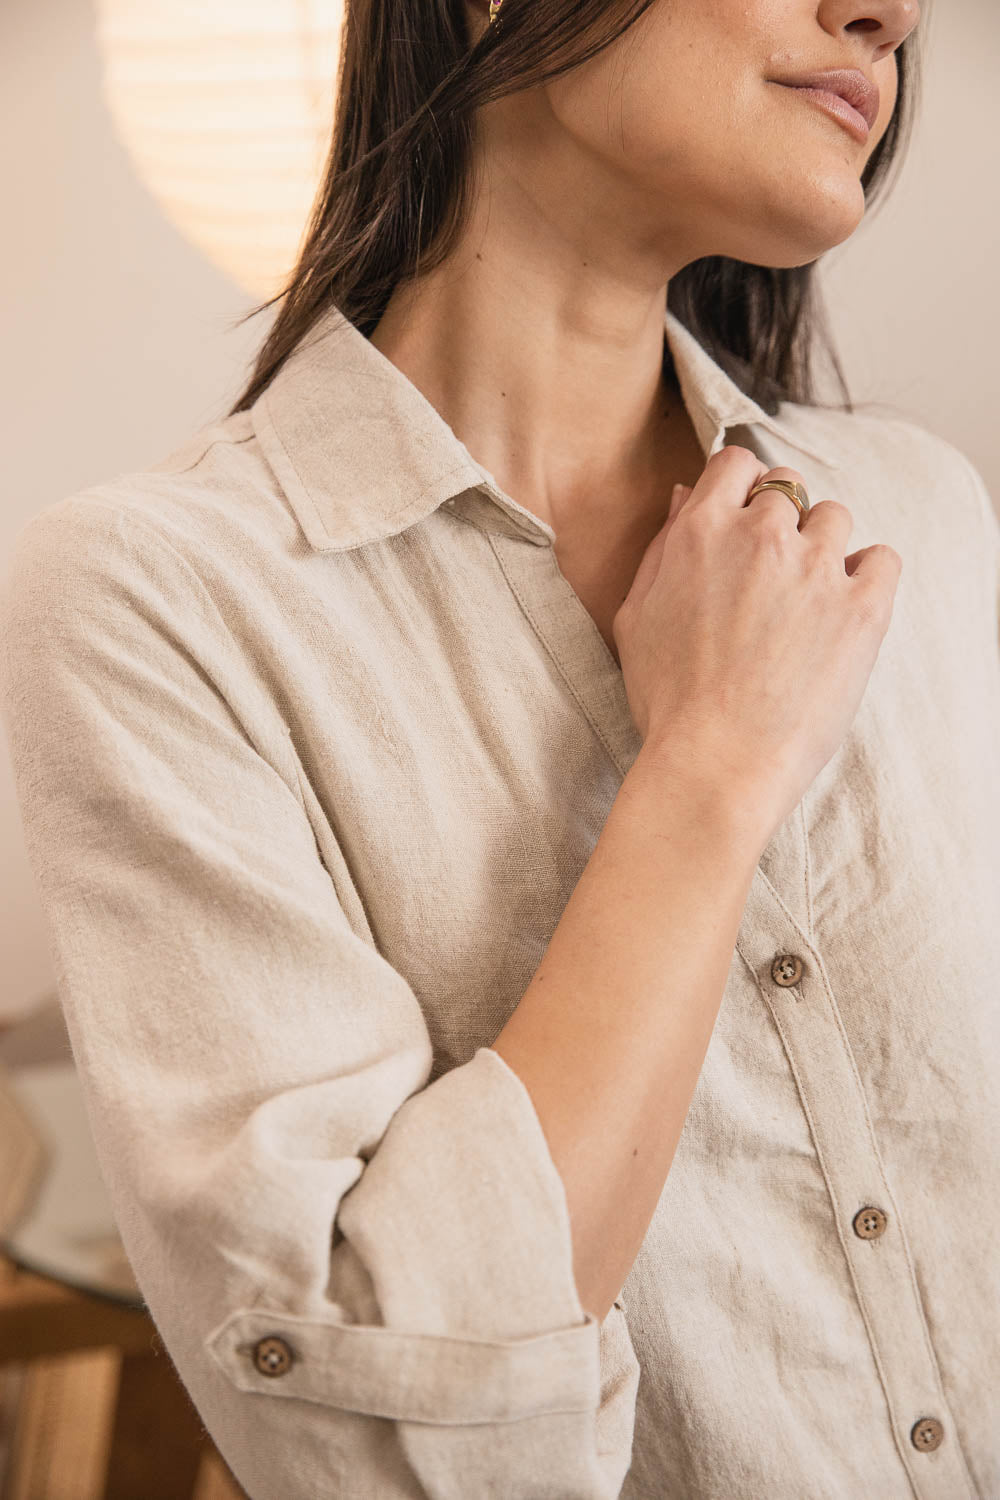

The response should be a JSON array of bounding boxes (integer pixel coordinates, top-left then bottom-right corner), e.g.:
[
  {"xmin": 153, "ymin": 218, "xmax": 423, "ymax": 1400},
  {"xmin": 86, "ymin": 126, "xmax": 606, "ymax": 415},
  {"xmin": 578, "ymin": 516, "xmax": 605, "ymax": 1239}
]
[{"xmin": 746, "ymin": 478, "xmax": 811, "ymax": 519}]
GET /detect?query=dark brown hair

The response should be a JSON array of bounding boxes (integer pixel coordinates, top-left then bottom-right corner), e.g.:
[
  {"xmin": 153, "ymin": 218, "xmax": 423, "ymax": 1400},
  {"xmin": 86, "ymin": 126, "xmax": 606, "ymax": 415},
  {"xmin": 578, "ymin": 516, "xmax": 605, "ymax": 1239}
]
[{"xmin": 226, "ymin": 0, "xmax": 925, "ymax": 418}]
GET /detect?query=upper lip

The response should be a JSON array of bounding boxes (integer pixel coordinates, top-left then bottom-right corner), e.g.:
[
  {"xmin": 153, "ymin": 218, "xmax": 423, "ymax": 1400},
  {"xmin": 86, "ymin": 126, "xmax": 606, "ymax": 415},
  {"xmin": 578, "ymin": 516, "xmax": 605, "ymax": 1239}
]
[{"xmin": 772, "ymin": 68, "xmax": 880, "ymax": 132}]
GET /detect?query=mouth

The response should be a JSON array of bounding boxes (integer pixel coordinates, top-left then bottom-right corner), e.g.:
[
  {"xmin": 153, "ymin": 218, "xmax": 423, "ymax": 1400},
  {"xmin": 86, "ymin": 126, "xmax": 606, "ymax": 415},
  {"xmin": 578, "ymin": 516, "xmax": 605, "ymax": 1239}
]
[{"xmin": 769, "ymin": 69, "xmax": 880, "ymax": 146}]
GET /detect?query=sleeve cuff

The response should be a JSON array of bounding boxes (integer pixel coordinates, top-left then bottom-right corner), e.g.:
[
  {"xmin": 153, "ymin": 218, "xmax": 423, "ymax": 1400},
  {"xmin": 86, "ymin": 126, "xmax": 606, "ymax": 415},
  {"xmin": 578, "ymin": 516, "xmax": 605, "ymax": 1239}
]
[
  {"xmin": 205, "ymin": 1305, "xmax": 600, "ymax": 1424},
  {"xmin": 204, "ymin": 1045, "xmax": 600, "ymax": 1424}
]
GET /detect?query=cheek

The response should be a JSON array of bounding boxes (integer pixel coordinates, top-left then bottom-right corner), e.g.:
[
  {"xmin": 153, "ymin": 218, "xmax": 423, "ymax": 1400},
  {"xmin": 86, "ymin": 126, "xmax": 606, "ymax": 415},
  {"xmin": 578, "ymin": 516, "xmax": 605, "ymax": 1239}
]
[
  {"xmin": 610, "ymin": 58, "xmax": 738, "ymax": 177},
  {"xmin": 547, "ymin": 6, "xmax": 736, "ymax": 169},
  {"xmin": 875, "ymin": 78, "xmax": 899, "ymax": 142},
  {"xmin": 865, "ymin": 56, "xmax": 900, "ymax": 154}
]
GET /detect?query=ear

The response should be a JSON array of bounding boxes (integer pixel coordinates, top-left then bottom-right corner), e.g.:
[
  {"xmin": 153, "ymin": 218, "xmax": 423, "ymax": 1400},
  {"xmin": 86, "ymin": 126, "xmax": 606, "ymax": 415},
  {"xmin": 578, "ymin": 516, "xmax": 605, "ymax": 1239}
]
[{"xmin": 464, "ymin": 0, "xmax": 493, "ymax": 40}]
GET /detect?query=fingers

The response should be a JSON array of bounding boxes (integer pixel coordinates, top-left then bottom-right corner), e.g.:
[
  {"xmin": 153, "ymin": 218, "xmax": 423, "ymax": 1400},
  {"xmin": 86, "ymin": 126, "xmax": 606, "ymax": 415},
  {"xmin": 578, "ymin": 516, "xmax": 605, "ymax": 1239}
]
[
  {"xmin": 798, "ymin": 498, "xmax": 855, "ymax": 554},
  {"xmin": 679, "ymin": 449, "xmax": 855, "ymax": 544},
  {"xmin": 681, "ymin": 446, "xmax": 772, "ymax": 514},
  {"xmin": 845, "ymin": 543, "xmax": 903, "ymax": 608},
  {"xmin": 675, "ymin": 448, "xmax": 865, "ymax": 564}
]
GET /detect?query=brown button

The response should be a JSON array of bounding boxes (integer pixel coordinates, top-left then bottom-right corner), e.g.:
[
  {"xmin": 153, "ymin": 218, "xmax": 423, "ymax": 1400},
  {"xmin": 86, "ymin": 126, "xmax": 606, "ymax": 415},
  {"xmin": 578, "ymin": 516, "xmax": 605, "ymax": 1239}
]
[
  {"xmin": 910, "ymin": 1416, "xmax": 944, "ymax": 1452},
  {"xmin": 771, "ymin": 954, "xmax": 804, "ymax": 987},
  {"xmin": 853, "ymin": 1206, "xmax": 888, "ymax": 1240},
  {"xmin": 252, "ymin": 1335, "xmax": 294, "ymax": 1377}
]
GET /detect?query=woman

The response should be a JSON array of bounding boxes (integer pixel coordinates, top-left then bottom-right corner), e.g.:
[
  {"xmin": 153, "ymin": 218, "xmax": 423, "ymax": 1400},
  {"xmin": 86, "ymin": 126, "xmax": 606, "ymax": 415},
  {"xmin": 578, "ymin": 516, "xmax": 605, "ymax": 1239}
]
[{"xmin": 2, "ymin": 0, "xmax": 998, "ymax": 1493}]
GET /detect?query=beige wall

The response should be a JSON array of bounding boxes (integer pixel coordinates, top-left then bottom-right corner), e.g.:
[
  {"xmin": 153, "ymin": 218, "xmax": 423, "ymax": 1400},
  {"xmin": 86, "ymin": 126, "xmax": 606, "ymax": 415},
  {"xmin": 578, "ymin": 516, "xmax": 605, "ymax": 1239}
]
[
  {"xmin": 1, "ymin": 0, "xmax": 997, "ymax": 1018},
  {"xmin": 819, "ymin": 0, "xmax": 1000, "ymax": 490},
  {"xmin": 0, "ymin": 0, "xmax": 268, "ymax": 1020}
]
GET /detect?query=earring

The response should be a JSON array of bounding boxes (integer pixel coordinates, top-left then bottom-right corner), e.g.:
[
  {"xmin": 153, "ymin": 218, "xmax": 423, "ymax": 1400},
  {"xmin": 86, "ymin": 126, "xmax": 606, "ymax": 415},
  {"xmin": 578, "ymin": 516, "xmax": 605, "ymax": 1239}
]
[{"xmin": 489, "ymin": 0, "xmax": 503, "ymax": 22}]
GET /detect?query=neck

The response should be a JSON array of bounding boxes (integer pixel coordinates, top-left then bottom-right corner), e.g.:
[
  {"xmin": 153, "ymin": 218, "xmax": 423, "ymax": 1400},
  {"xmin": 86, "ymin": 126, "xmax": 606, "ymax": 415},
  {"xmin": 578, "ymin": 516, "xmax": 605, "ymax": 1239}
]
[{"xmin": 368, "ymin": 151, "xmax": 698, "ymax": 542}]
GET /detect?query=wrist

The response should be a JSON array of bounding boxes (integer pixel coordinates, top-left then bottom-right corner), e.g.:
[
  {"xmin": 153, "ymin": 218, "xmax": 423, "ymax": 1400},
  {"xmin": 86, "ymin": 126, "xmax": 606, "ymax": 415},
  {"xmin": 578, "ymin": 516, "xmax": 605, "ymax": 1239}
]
[{"xmin": 623, "ymin": 737, "xmax": 778, "ymax": 859}]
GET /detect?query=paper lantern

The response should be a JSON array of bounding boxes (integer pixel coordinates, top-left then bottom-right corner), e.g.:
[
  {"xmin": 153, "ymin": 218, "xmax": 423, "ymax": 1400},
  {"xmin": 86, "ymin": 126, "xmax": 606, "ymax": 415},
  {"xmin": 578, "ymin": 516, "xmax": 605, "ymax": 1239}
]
[{"xmin": 94, "ymin": 0, "xmax": 344, "ymax": 299}]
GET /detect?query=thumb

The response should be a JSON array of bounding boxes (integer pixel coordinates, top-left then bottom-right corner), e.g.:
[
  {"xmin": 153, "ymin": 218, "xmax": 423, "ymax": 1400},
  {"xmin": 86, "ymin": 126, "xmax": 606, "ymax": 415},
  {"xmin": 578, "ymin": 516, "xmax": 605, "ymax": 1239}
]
[{"xmin": 668, "ymin": 481, "xmax": 693, "ymax": 522}]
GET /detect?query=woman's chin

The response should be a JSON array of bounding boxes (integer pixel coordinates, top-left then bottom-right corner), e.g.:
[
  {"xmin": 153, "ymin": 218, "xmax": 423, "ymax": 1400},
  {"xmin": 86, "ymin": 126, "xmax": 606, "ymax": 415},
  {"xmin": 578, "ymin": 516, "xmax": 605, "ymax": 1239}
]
[{"xmin": 739, "ymin": 182, "xmax": 867, "ymax": 268}]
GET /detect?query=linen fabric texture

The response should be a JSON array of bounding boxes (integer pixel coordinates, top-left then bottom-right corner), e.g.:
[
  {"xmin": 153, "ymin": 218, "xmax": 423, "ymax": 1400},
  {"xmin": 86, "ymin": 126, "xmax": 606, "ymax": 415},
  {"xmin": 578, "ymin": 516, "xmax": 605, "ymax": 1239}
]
[{"xmin": 1, "ymin": 305, "xmax": 998, "ymax": 1499}]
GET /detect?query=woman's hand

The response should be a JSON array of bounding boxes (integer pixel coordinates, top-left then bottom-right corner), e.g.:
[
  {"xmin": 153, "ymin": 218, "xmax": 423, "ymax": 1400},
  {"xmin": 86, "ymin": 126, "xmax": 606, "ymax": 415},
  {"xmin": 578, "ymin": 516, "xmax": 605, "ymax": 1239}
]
[{"xmin": 612, "ymin": 445, "xmax": 902, "ymax": 841}]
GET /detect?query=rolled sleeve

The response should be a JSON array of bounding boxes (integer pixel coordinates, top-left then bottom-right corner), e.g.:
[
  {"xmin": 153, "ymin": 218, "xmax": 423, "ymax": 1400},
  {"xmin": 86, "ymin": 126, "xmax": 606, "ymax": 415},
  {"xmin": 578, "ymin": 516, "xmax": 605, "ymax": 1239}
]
[{"xmin": 0, "ymin": 496, "xmax": 634, "ymax": 1499}]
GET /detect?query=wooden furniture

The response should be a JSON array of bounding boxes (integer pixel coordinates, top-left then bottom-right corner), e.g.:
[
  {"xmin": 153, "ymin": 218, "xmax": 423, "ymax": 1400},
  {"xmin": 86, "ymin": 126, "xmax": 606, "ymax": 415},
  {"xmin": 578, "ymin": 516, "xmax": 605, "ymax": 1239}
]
[{"xmin": 0, "ymin": 1003, "xmax": 245, "ymax": 1499}]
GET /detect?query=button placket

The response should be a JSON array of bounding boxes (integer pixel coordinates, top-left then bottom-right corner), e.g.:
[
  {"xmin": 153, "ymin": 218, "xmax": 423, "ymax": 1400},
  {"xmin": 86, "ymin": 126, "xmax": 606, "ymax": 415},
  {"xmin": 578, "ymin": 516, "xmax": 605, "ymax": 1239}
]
[
  {"xmin": 488, "ymin": 520, "xmax": 977, "ymax": 1498},
  {"xmin": 735, "ymin": 881, "xmax": 976, "ymax": 1499},
  {"xmin": 486, "ymin": 533, "xmax": 643, "ymax": 781}
]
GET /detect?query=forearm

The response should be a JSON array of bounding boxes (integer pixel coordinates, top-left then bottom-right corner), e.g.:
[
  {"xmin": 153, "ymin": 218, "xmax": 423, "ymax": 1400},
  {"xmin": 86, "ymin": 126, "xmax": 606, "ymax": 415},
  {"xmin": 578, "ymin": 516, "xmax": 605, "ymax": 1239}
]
[{"xmin": 491, "ymin": 743, "xmax": 770, "ymax": 1324}]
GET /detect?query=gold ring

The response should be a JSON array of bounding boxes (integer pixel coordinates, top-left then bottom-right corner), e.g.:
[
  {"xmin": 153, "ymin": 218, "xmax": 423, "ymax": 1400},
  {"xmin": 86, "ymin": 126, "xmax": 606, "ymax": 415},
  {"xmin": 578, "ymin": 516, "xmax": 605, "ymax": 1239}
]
[{"xmin": 746, "ymin": 478, "xmax": 811, "ymax": 517}]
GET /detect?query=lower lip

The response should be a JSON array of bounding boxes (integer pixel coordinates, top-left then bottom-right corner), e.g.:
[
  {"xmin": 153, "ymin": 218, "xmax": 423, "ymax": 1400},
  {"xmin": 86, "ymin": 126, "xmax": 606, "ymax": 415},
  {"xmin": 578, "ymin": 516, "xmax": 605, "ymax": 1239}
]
[{"xmin": 779, "ymin": 84, "xmax": 871, "ymax": 144}]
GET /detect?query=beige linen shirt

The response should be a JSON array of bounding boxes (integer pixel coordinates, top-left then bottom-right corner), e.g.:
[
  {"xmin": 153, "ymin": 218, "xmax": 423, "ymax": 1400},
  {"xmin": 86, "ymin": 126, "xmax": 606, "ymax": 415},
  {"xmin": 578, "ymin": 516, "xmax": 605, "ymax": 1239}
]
[{"xmin": 2, "ymin": 304, "xmax": 999, "ymax": 1500}]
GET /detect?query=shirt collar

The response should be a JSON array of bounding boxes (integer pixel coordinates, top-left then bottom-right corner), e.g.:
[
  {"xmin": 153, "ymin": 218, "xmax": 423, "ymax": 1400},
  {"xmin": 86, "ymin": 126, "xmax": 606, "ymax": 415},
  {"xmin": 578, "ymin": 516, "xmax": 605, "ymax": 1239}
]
[{"xmin": 251, "ymin": 300, "xmax": 843, "ymax": 554}]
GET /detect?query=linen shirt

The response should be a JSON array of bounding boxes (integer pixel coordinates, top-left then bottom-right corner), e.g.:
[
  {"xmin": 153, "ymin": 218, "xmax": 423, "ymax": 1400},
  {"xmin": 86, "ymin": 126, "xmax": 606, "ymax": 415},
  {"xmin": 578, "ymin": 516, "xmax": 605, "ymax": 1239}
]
[{"xmin": 2, "ymin": 302, "xmax": 998, "ymax": 1500}]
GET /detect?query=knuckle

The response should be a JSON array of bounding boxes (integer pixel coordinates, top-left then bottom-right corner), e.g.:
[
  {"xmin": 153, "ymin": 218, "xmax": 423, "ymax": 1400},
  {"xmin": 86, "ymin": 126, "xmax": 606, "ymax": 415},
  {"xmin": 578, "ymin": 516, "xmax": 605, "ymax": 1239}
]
[
  {"xmin": 813, "ymin": 498, "xmax": 854, "ymax": 525},
  {"xmin": 854, "ymin": 583, "xmax": 893, "ymax": 629},
  {"xmin": 747, "ymin": 503, "xmax": 792, "ymax": 538},
  {"xmin": 747, "ymin": 520, "xmax": 795, "ymax": 562},
  {"xmin": 801, "ymin": 540, "xmax": 838, "ymax": 578},
  {"xmin": 874, "ymin": 543, "xmax": 903, "ymax": 571}
]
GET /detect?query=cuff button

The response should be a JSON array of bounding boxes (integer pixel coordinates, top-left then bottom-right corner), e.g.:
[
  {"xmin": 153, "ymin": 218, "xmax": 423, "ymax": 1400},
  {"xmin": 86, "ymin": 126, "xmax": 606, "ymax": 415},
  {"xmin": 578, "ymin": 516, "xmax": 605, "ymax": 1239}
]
[{"xmin": 252, "ymin": 1335, "xmax": 294, "ymax": 1377}]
